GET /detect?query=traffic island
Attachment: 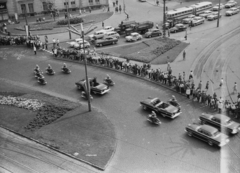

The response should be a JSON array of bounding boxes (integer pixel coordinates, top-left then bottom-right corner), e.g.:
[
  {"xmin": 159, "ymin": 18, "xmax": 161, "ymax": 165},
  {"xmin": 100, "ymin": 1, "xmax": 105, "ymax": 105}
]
[{"xmin": 0, "ymin": 80, "xmax": 116, "ymax": 170}]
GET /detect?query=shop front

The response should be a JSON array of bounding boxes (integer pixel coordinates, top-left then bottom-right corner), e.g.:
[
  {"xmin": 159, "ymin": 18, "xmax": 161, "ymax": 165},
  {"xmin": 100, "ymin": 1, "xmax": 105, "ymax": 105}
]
[{"xmin": 0, "ymin": 0, "xmax": 8, "ymax": 21}]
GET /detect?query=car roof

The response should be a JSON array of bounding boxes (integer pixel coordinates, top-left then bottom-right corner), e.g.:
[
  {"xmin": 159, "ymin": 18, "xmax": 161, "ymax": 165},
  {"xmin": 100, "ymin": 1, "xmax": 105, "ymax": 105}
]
[
  {"xmin": 131, "ymin": 32, "xmax": 139, "ymax": 35},
  {"xmin": 201, "ymin": 124, "xmax": 218, "ymax": 133}
]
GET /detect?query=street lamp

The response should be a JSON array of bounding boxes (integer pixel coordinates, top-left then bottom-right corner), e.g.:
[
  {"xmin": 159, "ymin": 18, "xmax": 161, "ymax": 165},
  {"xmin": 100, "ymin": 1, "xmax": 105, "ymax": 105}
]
[
  {"xmin": 163, "ymin": 0, "xmax": 166, "ymax": 37},
  {"xmin": 217, "ymin": 0, "xmax": 221, "ymax": 27},
  {"xmin": 80, "ymin": 23, "xmax": 91, "ymax": 112},
  {"xmin": 65, "ymin": 0, "xmax": 72, "ymax": 39},
  {"xmin": 24, "ymin": 8, "xmax": 29, "ymax": 36}
]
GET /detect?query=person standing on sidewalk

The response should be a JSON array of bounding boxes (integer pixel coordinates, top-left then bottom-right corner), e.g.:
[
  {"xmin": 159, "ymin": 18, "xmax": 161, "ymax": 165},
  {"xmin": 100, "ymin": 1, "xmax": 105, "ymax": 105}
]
[
  {"xmin": 205, "ymin": 81, "xmax": 209, "ymax": 91},
  {"xmin": 102, "ymin": 21, "xmax": 104, "ymax": 28},
  {"xmin": 197, "ymin": 80, "xmax": 202, "ymax": 91},
  {"xmin": 52, "ymin": 38, "xmax": 56, "ymax": 47},
  {"xmin": 186, "ymin": 87, "xmax": 191, "ymax": 99},
  {"xmin": 116, "ymin": 0, "xmax": 118, "ymax": 5},
  {"xmin": 33, "ymin": 46, "xmax": 37, "ymax": 55},
  {"xmin": 56, "ymin": 39, "xmax": 59, "ymax": 47},
  {"xmin": 233, "ymin": 82, "xmax": 237, "ymax": 94},
  {"xmin": 183, "ymin": 50, "xmax": 186, "ymax": 61},
  {"xmin": 219, "ymin": 78, "xmax": 223, "ymax": 87}
]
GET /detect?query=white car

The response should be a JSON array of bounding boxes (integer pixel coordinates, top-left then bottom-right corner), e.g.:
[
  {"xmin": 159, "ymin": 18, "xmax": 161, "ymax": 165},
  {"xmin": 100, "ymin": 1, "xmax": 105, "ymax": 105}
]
[
  {"xmin": 103, "ymin": 26, "xmax": 115, "ymax": 32},
  {"xmin": 225, "ymin": 7, "xmax": 240, "ymax": 15},
  {"xmin": 199, "ymin": 10, "xmax": 213, "ymax": 18},
  {"xmin": 89, "ymin": 30, "xmax": 108, "ymax": 40},
  {"xmin": 67, "ymin": 38, "xmax": 90, "ymax": 49},
  {"xmin": 125, "ymin": 32, "xmax": 142, "ymax": 42},
  {"xmin": 225, "ymin": 1, "xmax": 237, "ymax": 8},
  {"xmin": 191, "ymin": 17, "xmax": 205, "ymax": 26},
  {"xmin": 104, "ymin": 31, "xmax": 120, "ymax": 39},
  {"xmin": 207, "ymin": 13, "xmax": 222, "ymax": 20},
  {"xmin": 212, "ymin": 3, "xmax": 225, "ymax": 11},
  {"xmin": 182, "ymin": 15, "xmax": 196, "ymax": 24}
]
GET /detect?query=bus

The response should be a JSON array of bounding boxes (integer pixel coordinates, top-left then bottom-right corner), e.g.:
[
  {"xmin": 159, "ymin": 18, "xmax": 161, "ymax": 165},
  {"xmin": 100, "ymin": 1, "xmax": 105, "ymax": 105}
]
[{"xmin": 166, "ymin": 2, "xmax": 213, "ymax": 20}]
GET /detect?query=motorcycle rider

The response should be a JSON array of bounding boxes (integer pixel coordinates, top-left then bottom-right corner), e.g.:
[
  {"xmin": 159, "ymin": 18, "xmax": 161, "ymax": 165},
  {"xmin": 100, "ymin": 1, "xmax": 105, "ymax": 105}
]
[
  {"xmin": 46, "ymin": 64, "xmax": 53, "ymax": 73},
  {"xmin": 149, "ymin": 111, "xmax": 158, "ymax": 123},
  {"xmin": 34, "ymin": 64, "xmax": 40, "ymax": 73},
  {"xmin": 105, "ymin": 74, "xmax": 112, "ymax": 83},
  {"xmin": 38, "ymin": 76, "xmax": 45, "ymax": 84}
]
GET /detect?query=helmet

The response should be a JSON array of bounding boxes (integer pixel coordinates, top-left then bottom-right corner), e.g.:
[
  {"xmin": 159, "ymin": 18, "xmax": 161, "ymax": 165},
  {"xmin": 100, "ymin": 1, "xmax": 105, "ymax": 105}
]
[
  {"xmin": 36, "ymin": 64, "xmax": 39, "ymax": 69},
  {"xmin": 48, "ymin": 64, "xmax": 51, "ymax": 67}
]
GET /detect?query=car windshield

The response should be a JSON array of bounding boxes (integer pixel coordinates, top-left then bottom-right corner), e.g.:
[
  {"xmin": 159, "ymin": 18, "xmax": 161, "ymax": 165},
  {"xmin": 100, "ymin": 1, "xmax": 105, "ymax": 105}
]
[
  {"xmin": 212, "ymin": 131, "xmax": 220, "ymax": 136},
  {"xmin": 225, "ymin": 119, "xmax": 232, "ymax": 124}
]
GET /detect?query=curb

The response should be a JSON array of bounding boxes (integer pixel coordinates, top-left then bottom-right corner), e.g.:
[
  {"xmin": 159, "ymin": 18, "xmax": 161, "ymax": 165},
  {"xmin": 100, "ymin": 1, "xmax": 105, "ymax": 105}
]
[{"xmin": 0, "ymin": 124, "xmax": 105, "ymax": 171}]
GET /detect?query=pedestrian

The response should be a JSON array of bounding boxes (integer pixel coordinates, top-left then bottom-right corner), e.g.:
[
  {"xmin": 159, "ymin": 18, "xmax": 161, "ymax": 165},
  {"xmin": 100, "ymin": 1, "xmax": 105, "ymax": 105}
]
[
  {"xmin": 54, "ymin": 48, "xmax": 57, "ymax": 57},
  {"xmin": 183, "ymin": 71, "xmax": 185, "ymax": 81},
  {"xmin": 45, "ymin": 42, "xmax": 48, "ymax": 50},
  {"xmin": 64, "ymin": 12, "xmax": 67, "ymax": 19},
  {"xmin": 89, "ymin": 6, "xmax": 91, "ymax": 13},
  {"xmin": 126, "ymin": 14, "xmax": 129, "ymax": 19},
  {"xmin": 116, "ymin": 0, "xmax": 118, "ymax": 5},
  {"xmin": 113, "ymin": 2, "xmax": 115, "ymax": 7},
  {"xmin": 168, "ymin": 29, "xmax": 170, "ymax": 37},
  {"xmin": 102, "ymin": 21, "xmax": 104, "ymax": 28},
  {"xmin": 156, "ymin": 0, "xmax": 159, "ymax": 6},
  {"xmin": 45, "ymin": 35, "xmax": 48, "ymax": 43},
  {"xmin": 198, "ymin": 80, "xmax": 202, "ymax": 91},
  {"xmin": 205, "ymin": 81, "xmax": 209, "ymax": 91},
  {"xmin": 219, "ymin": 78, "xmax": 223, "ymax": 87},
  {"xmin": 156, "ymin": 24, "xmax": 159, "ymax": 29},
  {"xmin": 189, "ymin": 70, "xmax": 193, "ymax": 79},
  {"xmin": 231, "ymin": 103, "xmax": 236, "ymax": 118},
  {"xmin": 79, "ymin": 9, "xmax": 82, "ymax": 15},
  {"xmin": 186, "ymin": 87, "xmax": 191, "ymax": 99},
  {"xmin": 52, "ymin": 38, "xmax": 56, "ymax": 47},
  {"xmin": 119, "ymin": 5, "xmax": 122, "ymax": 13},
  {"xmin": 233, "ymin": 82, "xmax": 237, "ymax": 94},
  {"xmin": 33, "ymin": 46, "xmax": 37, "ymax": 55},
  {"xmin": 183, "ymin": 50, "xmax": 186, "ymax": 61},
  {"xmin": 56, "ymin": 39, "xmax": 59, "ymax": 47}
]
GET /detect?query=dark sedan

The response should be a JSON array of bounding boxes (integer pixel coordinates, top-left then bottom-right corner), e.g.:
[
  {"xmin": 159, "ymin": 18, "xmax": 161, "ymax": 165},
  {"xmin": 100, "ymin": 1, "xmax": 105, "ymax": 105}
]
[
  {"xmin": 185, "ymin": 124, "xmax": 230, "ymax": 147},
  {"xmin": 199, "ymin": 113, "xmax": 240, "ymax": 135},
  {"xmin": 169, "ymin": 24, "xmax": 187, "ymax": 33},
  {"xmin": 75, "ymin": 78, "xmax": 110, "ymax": 95},
  {"xmin": 144, "ymin": 28, "xmax": 162, "ymax": 38},
  {"xmin": 94, "ymin": 36, "xmax": 118, "ymax": 47},
  {"xmin": 140, "ymin": 97, "xmax": 181, "ymax": 119}
]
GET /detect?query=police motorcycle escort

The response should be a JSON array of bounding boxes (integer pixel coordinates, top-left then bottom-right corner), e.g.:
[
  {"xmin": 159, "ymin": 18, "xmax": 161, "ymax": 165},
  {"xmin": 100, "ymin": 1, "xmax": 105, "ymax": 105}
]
[
  {"xmin": 103, "ymin": 74, "xmax": 115, "ymax": 86},
  {"xmin": 147, "ymin": 111, "xmax": 161, "ymax": 125},
  {"xmin": 61, "ymin": 63, "xmax": 71, "ymax": 74},
  {"xmin": 45, "ymin": 64, "xmax": 55, "ymax": 75}
]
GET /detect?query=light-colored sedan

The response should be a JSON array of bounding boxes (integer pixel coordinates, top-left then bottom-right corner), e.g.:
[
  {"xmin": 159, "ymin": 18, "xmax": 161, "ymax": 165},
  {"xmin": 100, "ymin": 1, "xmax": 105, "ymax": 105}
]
[
  {"xmin": 225, "ymin": 1, "xmax": 237, "ymax": 8},
  {"xmin": 212, "ymin": 3, "xmax": 225, "ymax": 11},
  {"xmin": 207, "ymin": 13, "xmax": 222, "ymax": 20},
  {"xmin": 103, "ymin": 26, "xmax": 115, "ymax": 32},
  {"xmin": 199, "ymin": 10, "xmax": 213, "ymax": 18},
  {"xmin": 191, "ymin": 17, "xmax": 205, "ymax": 26},
  {"xmin": 225, "ymin": 7, "xmax": 240, "ymax": 16},
  {"xmin": 67, "ymin": 38, "xmax": 90, "ymax": 49},
  {"xmin": 125, "ymin": 32, "xmax": 142, "ymax": 42},
  {"xmin": 182, "ymin": 15, "xmax": 196, "ymax": 24}
]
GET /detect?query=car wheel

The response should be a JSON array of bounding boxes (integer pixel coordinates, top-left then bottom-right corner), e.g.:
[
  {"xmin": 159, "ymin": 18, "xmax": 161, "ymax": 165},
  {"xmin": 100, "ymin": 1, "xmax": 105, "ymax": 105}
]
[
  {"xmin": 142, "ymin": 105, "xmax": 147, "ymax": 110},
  {"xmin": 208, "ymin": 140, "xmax": 213, "ymax": 146},
  {"xmin": 187, "ymin": 131, "xmax": 192, "ymax": 136}
]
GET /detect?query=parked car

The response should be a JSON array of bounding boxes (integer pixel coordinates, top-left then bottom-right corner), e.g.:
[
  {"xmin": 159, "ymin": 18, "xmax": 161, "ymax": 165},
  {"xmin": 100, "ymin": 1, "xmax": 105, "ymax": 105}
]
[
  {"xmin": 125, "ymin": 32, "xmax": 142, "ymax": 42},
  {"xmin": 225, "ymin": 1, "xmax": 237, "ymax": 8},
  {"xmin": 185, "ymin": 124, "xmax": 230, "ymax": 147},
  {"xmin": 140, "ymin": 97, "xmax": 181, "ymax": 119},
  {"xmin": 104, "ymin": 31, "xmax": 120, "ymax": 39},
  {"xmin": 207, "ymin": 13, "xmax": 222, "ymax": 20},
  {"xmin": 89, "ymin": 30, "xmax": 108, "ymax": 40},
  {"xmin": 145, "ymin": 28, "xmax": 162, "ymax": 38},
  {"xmin": 169, "ymin": 23, "xmax": 187, "ymax": 33},
  {"xmin": 75, "ymin": 78, "xmax": 110, "ymax": 95},
  {"xmin": 212, "ymin": 3, "xmax": 225, "ymax": 11},
  {"xmin": 225, "ymin": 7, "xmax": 240, "ymax": 15},
  {"xmin": 182, "ymin": 15, "xmax": 196, "ymax": 24},
  {"xmin": 103, "ymin": 26, "xmax": 115, "ymax": 32},
  {"xmin": 67, "ymin": 38, "xmax": 90, "ymax": 49},
  {"xmin": 199, "ymin": 113, "xmax": 240, "ymax": 135},
  {"xmin": 199, "ymin": 10, "xmax": 213, "ymax": 18},
  {"xmin": 94, "ymin": 36, "xmax": 118, "ymax": 47},
  {"xmin": 191, "ymin": 17, "xmax": 205, "ymax": 26}
]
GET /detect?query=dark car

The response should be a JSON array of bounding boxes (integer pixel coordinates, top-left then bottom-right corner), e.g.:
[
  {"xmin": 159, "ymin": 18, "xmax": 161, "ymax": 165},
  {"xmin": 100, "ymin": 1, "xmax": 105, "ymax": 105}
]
[
  {"xmin": 169, "ymin": 24, "xmax": 187, "ymax": 33},
  {"xmin": 144, "ymin": 28, "xmax": 162, "ymax": 38},
  {"xmin": 185, "ymin": 124, "xmax": 230, "ymax": 147},
  {"xmin": 140, "ymin": 97, "xmax": 181, "ymax": 119},
  {"xmin": 94, "ymin": 37, "xmax": 118, "ymax": 47},
  {"xmin": 199, "ymin": 113, "xmax": 240, "ymax": 135},
  {"xmin": 75, "ymin": 78, "xmax": 110, "ymax": 95}
]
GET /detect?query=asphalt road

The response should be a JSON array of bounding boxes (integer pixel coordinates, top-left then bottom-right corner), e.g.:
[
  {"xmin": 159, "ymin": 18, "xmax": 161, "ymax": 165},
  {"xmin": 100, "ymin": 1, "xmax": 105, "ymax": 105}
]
[{"xmin": 0, "ymin": 47, "xmax": 240, "ymax": 173}]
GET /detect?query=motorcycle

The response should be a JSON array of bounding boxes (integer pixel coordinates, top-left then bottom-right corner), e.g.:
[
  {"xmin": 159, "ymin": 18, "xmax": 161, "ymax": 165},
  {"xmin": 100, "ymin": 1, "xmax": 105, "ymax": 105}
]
[
  {"xmin": 103, "ymin": 78, "xmax": 115, "ymax": 86},
  {"xmin": 45, "ymin": 68, "xmax": 55, "ymax": 75},
  {"xmin": 34, "ymin": 68, "xmax": 42, "ymax": 75},
  {"xmin": 62, "ymin": 67, "xmax": 71, "ymax": 74},
  {"xmin": 81, "ymin": 91, "xmax": 93, "ymax": 100},
  {"xmin": 35, "ymin": 72, "xmax": 45, "ymax": 79},
  {"xmin": 147, "ymin": 114, "xmax": 161, "ymax": 125},
  {"xmin": 37, "ymin": 77, "xmax": 47, "ymax": 85}
]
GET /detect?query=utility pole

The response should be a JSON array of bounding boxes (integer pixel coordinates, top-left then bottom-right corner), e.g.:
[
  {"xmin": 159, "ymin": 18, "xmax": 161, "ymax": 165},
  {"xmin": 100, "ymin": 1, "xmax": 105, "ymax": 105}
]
[
  {"xmin": 217, "ymin": 0, "xmax": 221, "ymax": 27},
  {"xmin": 80, "ymin": 23, "xmax": 91, "ymax": 112},
  {"xmin": 66, "ymin": 0, "xmax": 72, "ymax": 39},
  {"xmin": 163, "ymin": 0, "xmax": 166, "ymax": 37}
]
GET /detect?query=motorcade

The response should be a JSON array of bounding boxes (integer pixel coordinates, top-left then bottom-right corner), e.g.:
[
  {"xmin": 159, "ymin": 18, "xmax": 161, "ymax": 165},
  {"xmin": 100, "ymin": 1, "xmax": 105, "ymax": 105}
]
[
  {"xmin": 169, "ymin": 23, "xmax": 187, "ymax": 33},
  {"xmin": 140, "ymin": 97, "xmax": 181, "ymax": 119},
  {"xmin": 104, "ymin": 31, "xmax": 120, "ymax": 39},
  {"xmin": 182, "ymin": 14, "xmax": 196, "ymax": 24},
  {"xmin": 212, "ymin": 3, "xmax": 225, "ymax": 11},
  {"xmin": 185, "ymin": 124, "xmax": 230, "ymax": 147},
  {"xmin": 225, "ymin": 1, "xmax": 237, "ymax": 8},
  {"xmin": 103, "ymin": 26, "xmax": 115, "ymax": 32},
  {"xmin": 225, "ymin": 7, "xmax": 240, "ymax": 15},
  {"xmin": 125, "ymin": 32, "xmax": 142, "ymax": 42},
  {"xmin": 94, "ymin": 36, "xmax": 118, "ymax": 47},
  {"xmin": 67, "ymin": 38, "xmax": 90, "ymax": 49},
  {"xmin": 144, "ymin": 28, "xmax": 162, "ymax": 38},
  {"xmin": 199, "ymin": 113, "xmax": 240, "ymax": 135},
  {"xmin": 207, "ymin": 13, "xmax": 222, "ymax": 20},
  {"xmin": 199, "ymin": 10, "xmax": 213, "ymax": 18},
  {"xmin": 191, "ymin": 16, "xmax": 205, "ymax": 26},
  {"xmin": 75, "ymin": 78, "xmax": 110, "ymax": 95}
]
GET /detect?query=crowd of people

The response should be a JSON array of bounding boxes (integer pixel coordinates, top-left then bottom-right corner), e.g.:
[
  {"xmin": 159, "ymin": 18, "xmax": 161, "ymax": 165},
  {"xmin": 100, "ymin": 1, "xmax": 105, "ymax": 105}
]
[{"xmin": 1, "ymin": 34, "xmax": 240, "ymax": 118}]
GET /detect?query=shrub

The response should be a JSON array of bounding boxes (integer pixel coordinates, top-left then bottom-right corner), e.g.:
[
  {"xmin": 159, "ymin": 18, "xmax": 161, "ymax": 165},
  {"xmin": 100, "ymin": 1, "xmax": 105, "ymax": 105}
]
[{"xmin": 57, "ymin": 17, "xmax": 84, "ymax": 25}]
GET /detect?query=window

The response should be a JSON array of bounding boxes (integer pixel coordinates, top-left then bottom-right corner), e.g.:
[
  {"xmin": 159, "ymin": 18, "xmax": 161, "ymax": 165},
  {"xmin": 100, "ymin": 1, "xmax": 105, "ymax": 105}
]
[
  {"xmin": 89, "ymin": 0, "xmax": 93, "ymax": 3},
  {"xmin": 28, "ymin": 3, "xmax": 34, "ymax": 13},
  {"xmin": 95, "ymin": 0, "xmax": 100, "ymax": 3},
  {"xmin": 64, "ymin": 2, "xmax": 69, "ymax": 6},
  {"xmin": 71, "ymin": 1, "xmax": 75, "ymax": 5},
  {"xmin": 42, "ymin": 2, "xmax": 48, "ymax": 11},
  {"xmin": 21, "ymin": 4, "xmax": 27, "ymax": 13}
]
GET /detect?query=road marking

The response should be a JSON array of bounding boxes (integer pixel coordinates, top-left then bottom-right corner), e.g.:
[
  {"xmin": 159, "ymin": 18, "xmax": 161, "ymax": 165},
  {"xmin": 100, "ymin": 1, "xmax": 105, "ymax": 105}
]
[{"xmin": 42, "ymin": 49, "xmax": 53, "ymax": 54}]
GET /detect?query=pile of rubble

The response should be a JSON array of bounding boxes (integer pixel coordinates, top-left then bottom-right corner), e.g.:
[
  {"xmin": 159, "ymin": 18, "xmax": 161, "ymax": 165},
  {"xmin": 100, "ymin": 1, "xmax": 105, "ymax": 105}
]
[{"xmin": 0, "ymin": 95, "xmax": 44, "ymax": 111}]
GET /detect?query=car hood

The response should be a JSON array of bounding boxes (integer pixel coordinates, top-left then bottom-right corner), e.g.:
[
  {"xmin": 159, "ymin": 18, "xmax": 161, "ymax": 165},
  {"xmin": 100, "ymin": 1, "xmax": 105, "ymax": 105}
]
[
  {"xmin": 125, "ymin": 36, "xmax": 133, "ymax": 39},
  {"xmin": 227, "ymin": 122, "xmax": 240, "ymax": 129},
  {"xmin": 164, "ymin": 105, "xmax": 178, "ymax": 113},
  {"xmin": 94, "ymin": 83, "xmax": 108, "ymax": 90},
  {"xmin": 213, "ymin": 133, "xmax": 229, "ymax": 143}
]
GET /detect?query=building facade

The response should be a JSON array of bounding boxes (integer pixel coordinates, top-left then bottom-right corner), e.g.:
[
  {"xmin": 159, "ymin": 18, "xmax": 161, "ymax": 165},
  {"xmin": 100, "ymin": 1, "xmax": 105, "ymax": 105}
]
[{"xmin": 0, "ymin": 0, "xmax": 109, "ymax": 21}]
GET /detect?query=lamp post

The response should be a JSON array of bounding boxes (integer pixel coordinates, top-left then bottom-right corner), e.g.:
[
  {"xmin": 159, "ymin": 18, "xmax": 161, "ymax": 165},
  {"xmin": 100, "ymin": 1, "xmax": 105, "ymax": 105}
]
[
  {"xmin": 24, "ymin": 8, "xmax": 29, "ymax": 36},
  {"xmin": 217, "ymin": 0, "xmax": 221, "ymax": 27},
  {"xmin": 80, "ymin": 23, "xmax": 91, "ymax": 112},
  {"xmin": 163, "ymin": 0, "xmax": 166, "ymax": 37},
  {"xmin": 66, "ymin": 0, "xmax": 72, "ymax": 39}
]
